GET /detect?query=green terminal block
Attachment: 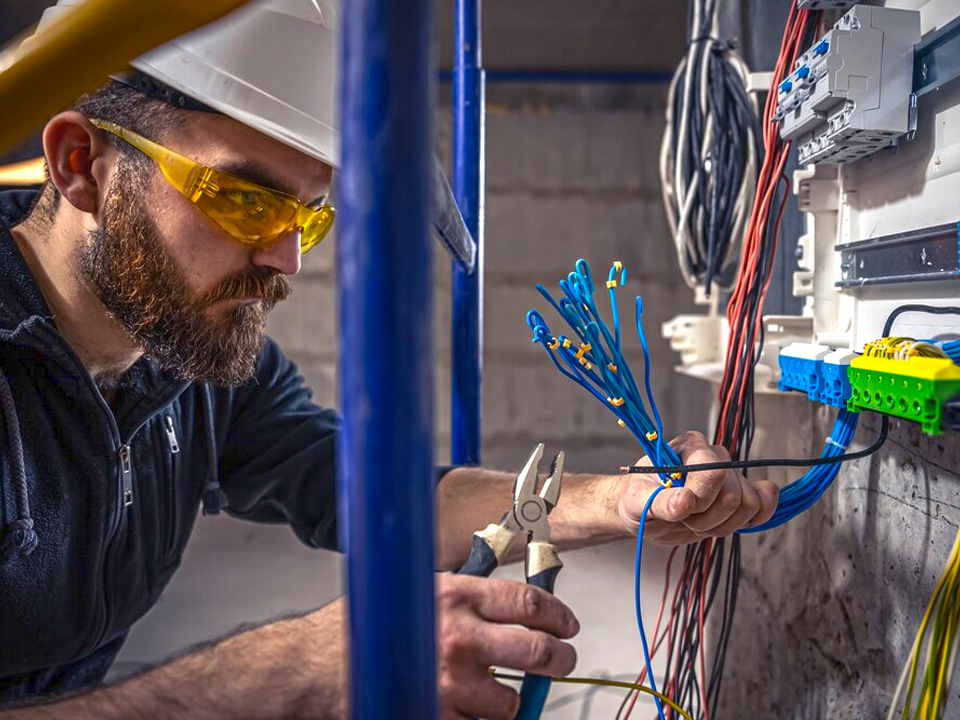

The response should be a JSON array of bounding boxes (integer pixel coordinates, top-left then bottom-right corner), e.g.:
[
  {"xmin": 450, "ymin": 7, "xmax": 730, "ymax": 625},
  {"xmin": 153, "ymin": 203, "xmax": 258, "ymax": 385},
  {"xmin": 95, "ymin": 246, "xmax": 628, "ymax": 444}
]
[{"xmin": 847, "ymin": 355, "xmax": 960, "ymax": 435}]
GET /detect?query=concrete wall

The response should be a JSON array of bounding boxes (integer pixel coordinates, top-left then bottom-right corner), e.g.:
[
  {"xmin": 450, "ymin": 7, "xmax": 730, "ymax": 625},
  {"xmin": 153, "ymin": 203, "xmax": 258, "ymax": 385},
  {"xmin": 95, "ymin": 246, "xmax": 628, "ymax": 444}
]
[{"xmin": 722, "ymin": 405, "xmax": 960, "ymax": 719}]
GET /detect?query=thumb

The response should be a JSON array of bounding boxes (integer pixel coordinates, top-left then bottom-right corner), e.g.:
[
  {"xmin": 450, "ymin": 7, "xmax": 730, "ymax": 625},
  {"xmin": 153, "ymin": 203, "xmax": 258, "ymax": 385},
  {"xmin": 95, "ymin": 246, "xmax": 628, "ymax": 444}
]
[
  {"xmin": 647, "ymin": 485, "xmax": 696, "ymax": 523},
  {"xmin": 621, "ymin": 479, "xmax": 696, "ymax": 530}
]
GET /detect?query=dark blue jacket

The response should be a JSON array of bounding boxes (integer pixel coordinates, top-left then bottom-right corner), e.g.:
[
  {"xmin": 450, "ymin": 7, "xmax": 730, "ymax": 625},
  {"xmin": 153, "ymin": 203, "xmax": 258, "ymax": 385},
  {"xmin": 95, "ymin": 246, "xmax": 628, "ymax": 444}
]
[{"xmin": 0, "ymin": 190, "xmax": 340, "ymax": 703}]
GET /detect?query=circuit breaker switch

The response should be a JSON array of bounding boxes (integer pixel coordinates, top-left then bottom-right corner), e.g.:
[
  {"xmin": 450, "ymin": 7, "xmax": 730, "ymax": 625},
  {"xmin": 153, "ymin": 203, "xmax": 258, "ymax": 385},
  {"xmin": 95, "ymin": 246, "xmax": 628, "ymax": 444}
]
[{"xmin": 776, "ymin": 5, "xmax": 920, "ymax": 165}]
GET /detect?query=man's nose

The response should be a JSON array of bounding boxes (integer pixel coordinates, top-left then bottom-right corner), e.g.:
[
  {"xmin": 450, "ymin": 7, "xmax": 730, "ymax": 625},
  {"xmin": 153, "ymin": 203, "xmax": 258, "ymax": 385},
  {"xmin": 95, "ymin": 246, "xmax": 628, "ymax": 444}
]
[{"xmin": 249, "ymin": 230, "xmax": 302, "ymax": 276}]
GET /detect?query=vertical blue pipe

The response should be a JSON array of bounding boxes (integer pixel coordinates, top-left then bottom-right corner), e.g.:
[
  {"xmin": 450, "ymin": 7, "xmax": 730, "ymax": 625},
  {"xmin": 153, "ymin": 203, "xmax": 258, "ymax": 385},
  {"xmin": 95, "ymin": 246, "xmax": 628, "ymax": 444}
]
[
  {"xmin": 452, "ymin": 0, "xmax": 485, "ymax": 465},
  {"xmin": 337, "ymin": 0, "xmax": 437, "ymax": 717}
]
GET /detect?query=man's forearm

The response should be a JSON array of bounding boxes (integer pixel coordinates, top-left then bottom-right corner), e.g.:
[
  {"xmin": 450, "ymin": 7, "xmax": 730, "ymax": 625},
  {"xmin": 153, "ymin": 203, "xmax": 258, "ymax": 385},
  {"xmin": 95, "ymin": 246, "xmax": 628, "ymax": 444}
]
[
  {"xmin": 436, "ymin": 466, "xmax": 629, "ymax": 571},
  {"xmin": 3, "ymin": 600, "xmax": 348, "ymax": 720}
]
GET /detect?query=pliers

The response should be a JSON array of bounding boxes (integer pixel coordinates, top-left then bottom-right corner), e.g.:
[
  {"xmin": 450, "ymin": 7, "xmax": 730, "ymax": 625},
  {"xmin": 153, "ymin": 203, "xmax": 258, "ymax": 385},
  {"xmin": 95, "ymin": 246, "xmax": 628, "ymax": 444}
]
[{"xmin": 457, "ymin": 443, "xmax": 564, "ymax": 720}]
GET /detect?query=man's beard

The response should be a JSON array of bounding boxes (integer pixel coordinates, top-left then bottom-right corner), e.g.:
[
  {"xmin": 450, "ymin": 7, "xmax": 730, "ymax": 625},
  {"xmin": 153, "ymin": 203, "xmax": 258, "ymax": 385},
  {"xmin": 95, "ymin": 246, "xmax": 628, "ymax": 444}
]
[{"xmin": 75, "ymin": 161, "xmax": 292, "ymax": 386}]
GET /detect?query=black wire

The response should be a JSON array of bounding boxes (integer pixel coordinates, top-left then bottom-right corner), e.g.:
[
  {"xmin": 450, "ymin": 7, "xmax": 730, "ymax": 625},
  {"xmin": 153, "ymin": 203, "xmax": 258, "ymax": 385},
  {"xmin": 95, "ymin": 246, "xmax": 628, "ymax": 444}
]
[
  {"xmin": 623, "ymin": 415, "xmax": 888, "ymax": 475},
  {"xmin": 882, "ymin": 305, "xmax": 960, "ymax": 337}
]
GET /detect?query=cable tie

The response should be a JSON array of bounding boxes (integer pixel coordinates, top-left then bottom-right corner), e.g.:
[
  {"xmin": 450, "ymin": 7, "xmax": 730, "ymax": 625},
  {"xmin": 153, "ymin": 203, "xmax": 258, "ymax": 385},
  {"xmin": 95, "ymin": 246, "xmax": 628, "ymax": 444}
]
[
  {"xmin": 646, "ymin": 431, "xmax": 658, "ymax": 441},
  {"xmin": 607, "ymin": 363, "xmax": 618, "ymax": 373},
  {"xmin": 606, "ymin": 280, "xmax": 617, "ymax": 289},
  {"xmin": 826, "ymin": 436, "xmax": 848, "ymax": 451}
]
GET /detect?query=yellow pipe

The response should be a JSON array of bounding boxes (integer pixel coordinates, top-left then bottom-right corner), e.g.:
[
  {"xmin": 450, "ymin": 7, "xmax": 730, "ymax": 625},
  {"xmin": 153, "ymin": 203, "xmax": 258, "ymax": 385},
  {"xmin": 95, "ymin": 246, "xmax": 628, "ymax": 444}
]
[
  {"xmin": 0, "ymin": 157, "xmax": 45, "ymax": 186},
  {"xmin": 0, "ymin": 0, "xmax": 253, "ymax": 156}
]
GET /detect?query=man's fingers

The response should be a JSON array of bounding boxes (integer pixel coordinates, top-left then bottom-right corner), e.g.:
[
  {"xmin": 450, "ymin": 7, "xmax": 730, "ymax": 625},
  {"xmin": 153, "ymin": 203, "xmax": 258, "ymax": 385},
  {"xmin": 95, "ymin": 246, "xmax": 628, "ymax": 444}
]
[
  {"xmin": 744, "ymin": 480, "xmax": 780, "ymax": 528},
  {"xmin": 474, "ymin": 625, "xmax": 578, "ymax": 677},
  {"xmin": 468, "ymin": 577, "xmax": 580, "ymax": 639},
  {"xmin": 669, "ymin": 431, "xmax": 735, "ymax": 513},
  {"xmin": 445, "ymin": 676, "xmax": 520, "ymax": 720},
  {"xmin": 686, "ymin": 475, "xmax": 760, "ymax": 535}
]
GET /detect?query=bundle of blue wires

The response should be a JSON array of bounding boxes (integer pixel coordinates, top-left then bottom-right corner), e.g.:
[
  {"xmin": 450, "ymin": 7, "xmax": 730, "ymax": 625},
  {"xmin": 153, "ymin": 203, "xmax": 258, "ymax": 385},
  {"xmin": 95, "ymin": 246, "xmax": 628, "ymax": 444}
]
[
  {"xmin": 738, "ymin": 408, "xmax": 859, "ymax": 534},
  {"xmin": 527, "ymin": 258, "xmax": 685, "ymax": 720},
  {"xmin": 943, "ymin": 338, "xmax": 960, "ymax": 363}
]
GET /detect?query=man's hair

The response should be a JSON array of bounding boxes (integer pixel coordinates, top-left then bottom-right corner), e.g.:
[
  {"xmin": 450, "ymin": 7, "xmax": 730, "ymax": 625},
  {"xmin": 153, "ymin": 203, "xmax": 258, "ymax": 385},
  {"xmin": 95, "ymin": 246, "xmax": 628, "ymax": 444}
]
[{"xmin": 35, "ymin": 80, "xmax": 189, "ymax": 223}]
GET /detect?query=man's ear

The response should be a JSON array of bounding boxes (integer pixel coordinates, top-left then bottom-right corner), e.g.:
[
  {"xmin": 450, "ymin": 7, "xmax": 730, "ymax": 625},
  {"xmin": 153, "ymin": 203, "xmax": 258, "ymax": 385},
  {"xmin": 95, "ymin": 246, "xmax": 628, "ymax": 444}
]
[{"xmin": 42, "ymin": 111, "xmax": 116, "ymax": 215}]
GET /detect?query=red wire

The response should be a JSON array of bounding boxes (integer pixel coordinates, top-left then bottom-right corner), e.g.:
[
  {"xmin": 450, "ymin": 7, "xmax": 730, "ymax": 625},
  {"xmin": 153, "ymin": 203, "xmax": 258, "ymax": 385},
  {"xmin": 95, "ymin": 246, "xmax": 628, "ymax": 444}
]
[
  {"xmin": 697, "ymin": 538, "xmax": 713, "ymax": 720},
  {"xmin": 648, "ymin": 8, "xmax": 814, "ymax": 719}
]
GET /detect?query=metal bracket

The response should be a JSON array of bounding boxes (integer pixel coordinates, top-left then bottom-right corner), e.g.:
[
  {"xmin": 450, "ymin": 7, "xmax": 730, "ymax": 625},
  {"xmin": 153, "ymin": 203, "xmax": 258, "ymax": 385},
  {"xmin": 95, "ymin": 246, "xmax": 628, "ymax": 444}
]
[
  {"xmin": 835, "ymin": 223, "xmax": 960, "ymax": 288},
  {"xmin": 913, "ymin": 15, "xmax": 960, "ymax": 98}
]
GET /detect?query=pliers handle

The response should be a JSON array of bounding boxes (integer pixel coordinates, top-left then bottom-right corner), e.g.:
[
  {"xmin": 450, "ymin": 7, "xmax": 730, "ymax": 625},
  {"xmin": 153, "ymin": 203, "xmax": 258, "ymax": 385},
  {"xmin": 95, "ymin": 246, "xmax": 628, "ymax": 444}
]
[{"xmin": 456, "ymin": 443, "xmax": 564, "ymax": 720}]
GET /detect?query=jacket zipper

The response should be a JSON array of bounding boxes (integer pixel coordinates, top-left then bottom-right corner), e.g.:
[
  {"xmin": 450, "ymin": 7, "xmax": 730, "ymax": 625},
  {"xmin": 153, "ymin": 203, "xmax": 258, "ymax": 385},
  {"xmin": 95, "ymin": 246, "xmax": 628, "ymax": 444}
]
[
  {"xmin": 161, "ymin": 415, "xmax": 180, "ymax": 561},
  {"xmin": 33, "ymin": 321, "xmax": 190, "ymax": 659},
  {"xmin": 119, "ymin": 445, "xmax": 133, "ymax": 507},
  {"xmin": 164, "ymin": 415, "xmax": 180, "ymax": 454}
]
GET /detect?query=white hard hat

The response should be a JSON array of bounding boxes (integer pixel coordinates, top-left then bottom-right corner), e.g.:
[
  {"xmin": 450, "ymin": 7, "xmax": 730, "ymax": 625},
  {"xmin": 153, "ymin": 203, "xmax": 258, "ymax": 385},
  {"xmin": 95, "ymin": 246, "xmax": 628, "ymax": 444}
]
[{"xmin": 35, "ymin": 0, "xmax": 340, "ymax": 167}]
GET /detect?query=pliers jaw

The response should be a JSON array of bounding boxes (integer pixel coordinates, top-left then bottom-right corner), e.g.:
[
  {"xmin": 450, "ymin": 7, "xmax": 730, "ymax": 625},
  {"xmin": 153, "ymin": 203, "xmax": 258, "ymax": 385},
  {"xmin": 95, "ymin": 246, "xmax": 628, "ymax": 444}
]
[{"xmin": 512, "ymin": 443, "xmax": 564, "ymax": 544}]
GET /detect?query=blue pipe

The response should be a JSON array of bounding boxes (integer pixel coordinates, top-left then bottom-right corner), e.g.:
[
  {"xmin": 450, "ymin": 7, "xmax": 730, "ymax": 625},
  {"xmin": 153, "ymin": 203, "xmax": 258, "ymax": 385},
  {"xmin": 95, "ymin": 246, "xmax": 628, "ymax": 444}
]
[
  {"xmin": 337, "ymin": 0, "xmax": 438, "ymax": 717},
  {"xmin": 452, "ymin": 0, "xmax": 485, "ymax": 465}
]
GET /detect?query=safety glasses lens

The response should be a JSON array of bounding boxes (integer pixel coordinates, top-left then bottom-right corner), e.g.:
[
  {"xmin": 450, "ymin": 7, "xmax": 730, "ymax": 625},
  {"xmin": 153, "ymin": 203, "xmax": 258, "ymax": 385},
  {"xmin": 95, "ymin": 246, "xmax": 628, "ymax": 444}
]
[
  {"xmin": 193, "ymin": 173, "xmax": 299, "ymax": 245},
  {"xmin": 299, "ymin": 206, "xmax": 336, "ymax": 253}
]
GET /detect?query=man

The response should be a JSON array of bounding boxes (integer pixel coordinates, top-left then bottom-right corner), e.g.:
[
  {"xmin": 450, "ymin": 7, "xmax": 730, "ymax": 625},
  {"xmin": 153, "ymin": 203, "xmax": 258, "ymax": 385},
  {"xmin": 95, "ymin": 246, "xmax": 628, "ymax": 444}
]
[{"xmin": 0, "ymin": 1, "xmax": 778, "ymax": 718}]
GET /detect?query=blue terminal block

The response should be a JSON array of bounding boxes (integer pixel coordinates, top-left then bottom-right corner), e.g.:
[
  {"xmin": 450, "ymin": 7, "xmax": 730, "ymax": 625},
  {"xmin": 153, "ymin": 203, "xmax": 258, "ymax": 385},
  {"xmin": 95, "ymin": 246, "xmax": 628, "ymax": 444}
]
[
  {"xmin": 778, "ymin": 343, "xmax": 831, "ymax": 401},
  {"xmin": 814, "ymin": 39, "xmax": 830, "ymax": 56},
  {"xmin": 779, "ymin": 78, "xmax": 793, "ymax": 94},
  {"xmin": 795, "ymin": 65, "xmax": 811, "ymax": 80},
  {"xmin": 817, "ymin": 350, "xmax": 858, "ymax": 408}
]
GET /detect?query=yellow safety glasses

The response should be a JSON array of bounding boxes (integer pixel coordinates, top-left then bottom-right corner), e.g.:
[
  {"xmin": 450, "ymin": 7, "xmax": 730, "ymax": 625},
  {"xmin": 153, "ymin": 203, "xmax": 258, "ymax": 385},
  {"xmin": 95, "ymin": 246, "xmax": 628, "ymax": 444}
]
[{"xmin": 90, "ymin": 120, "xmax": 335, "ymax": 254}]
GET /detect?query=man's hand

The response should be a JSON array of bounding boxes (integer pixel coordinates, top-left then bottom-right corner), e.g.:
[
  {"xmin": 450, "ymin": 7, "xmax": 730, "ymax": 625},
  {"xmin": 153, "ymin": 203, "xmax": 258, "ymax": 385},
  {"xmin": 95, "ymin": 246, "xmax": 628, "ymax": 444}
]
[
  {"xmin": 617, "ymin": 431, "xmax": 779, "ymax": 544},
  {"xmin": 436, "ymin": 573, "xmax": 579, "ymax": 720}
]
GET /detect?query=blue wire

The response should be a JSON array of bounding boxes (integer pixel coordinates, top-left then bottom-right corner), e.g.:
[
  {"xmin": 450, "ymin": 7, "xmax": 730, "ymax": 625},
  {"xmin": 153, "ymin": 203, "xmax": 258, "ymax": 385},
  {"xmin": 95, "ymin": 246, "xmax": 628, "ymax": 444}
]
[
  {"xmin": 529, "ymin": 259, "xmax": 681, "ymax": 720},
  {"xmin": 636, "ymin": 297, "xmax": 669, "ymax": 471},
  {"xmin": 636, "ymin": 484, "xmax": 668, "ymax": 720},
  {"xmin": 740, "ymin": 409, "xmax": 860, "ymax": 534}
]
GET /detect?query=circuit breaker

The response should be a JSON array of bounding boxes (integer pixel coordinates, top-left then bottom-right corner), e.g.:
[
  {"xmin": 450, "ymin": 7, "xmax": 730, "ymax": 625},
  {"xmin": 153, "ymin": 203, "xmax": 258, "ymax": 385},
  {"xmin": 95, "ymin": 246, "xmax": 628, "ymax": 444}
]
[{"xmin": 775, "ymin": 5, "xmax": 920, "ymax": 165}]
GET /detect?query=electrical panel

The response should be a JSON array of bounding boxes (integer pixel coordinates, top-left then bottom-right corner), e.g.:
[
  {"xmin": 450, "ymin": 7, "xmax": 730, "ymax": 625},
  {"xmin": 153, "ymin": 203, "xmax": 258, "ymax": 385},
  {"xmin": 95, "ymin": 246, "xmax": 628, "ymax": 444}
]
[{"xmin": 775, "ymin": 5, "xmax": 920, "ymax": 165}]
